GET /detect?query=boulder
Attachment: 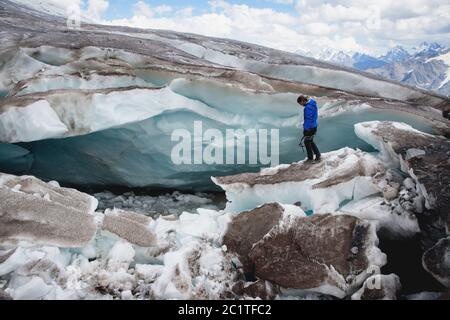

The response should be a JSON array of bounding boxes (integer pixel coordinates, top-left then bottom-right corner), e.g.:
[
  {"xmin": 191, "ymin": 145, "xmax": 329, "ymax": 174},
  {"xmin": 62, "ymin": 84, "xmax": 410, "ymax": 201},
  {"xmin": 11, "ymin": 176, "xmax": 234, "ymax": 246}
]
[
  {"xmin": 223, "ymin": 203, "xmax": 285, "ymax": 274},
  {"xmin": 223, "ymin": 203, "xmax": 386, "ymax": 298},
  {"xmin": 422, "ymin": 237, "xmax": 450, "ymax": 288}
]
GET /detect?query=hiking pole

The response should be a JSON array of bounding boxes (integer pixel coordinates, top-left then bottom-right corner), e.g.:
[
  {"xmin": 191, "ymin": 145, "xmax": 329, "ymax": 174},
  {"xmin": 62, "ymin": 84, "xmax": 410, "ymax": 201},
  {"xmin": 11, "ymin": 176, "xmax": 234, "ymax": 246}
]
[{"xmin": 299, "ymin": 135, "xmax": 306, "ymax": 153}]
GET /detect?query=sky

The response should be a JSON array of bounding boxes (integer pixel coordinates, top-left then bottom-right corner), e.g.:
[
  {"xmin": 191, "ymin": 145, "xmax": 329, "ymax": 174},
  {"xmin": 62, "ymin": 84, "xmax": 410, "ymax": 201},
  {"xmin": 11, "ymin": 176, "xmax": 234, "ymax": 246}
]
[{"xmin": 44, "ymin": 0, "xmax": 450, "ymax": 56}]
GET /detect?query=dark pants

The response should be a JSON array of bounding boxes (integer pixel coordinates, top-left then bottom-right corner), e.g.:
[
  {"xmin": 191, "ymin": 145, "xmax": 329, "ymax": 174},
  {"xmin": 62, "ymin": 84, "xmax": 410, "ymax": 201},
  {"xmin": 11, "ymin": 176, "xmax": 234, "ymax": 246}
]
[{"xmin": 303, "ymin": 128, "xmax": 321, "ymax": 160}]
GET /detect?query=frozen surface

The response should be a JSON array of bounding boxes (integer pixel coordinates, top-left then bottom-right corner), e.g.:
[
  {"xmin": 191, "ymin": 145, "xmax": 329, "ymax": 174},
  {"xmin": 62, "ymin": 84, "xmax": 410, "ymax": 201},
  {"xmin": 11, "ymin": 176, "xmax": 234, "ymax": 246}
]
[
  {"xmin": 214, "ymin": 148, "xmax": 383, "ymax": 213},
  {"xmin": 0, "ymin": 207, "xmax": 238, "ymax": 300},
  {"xmin": 339, "ymin": 196, "xmax": 420, "ymax": 238},
  {"xmin": 0, "ymin": 0, "xmax": 446, "ymax": 191},
  {"xmin": 0, "ymin": 104, "xmax": 436, "ymax": 190}
]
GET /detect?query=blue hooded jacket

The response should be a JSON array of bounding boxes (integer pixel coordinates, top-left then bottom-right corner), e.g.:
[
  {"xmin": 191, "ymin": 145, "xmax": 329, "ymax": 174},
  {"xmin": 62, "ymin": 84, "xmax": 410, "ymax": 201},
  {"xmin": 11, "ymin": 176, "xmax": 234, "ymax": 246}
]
[{"xmin": 303, "ymin": 99, "xmax": 318, "ymax": 130}]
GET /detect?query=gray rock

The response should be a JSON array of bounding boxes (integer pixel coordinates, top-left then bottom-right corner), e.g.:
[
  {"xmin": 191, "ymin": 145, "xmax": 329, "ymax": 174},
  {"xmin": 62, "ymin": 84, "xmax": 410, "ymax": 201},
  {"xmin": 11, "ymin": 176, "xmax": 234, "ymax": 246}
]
[
  {"xmin": 406, "ymin": 148, "xmax": 426, "ymax": 160},
  {"xmin": 422, "ymin": 237, "xmax": 450, "ymax": 287}
]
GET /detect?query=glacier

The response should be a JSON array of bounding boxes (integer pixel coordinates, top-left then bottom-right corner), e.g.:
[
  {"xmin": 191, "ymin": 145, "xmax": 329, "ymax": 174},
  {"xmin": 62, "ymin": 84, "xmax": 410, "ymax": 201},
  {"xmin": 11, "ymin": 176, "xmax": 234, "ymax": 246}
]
[
  {"xmin": 0, "ymin": 110, "xmax": 436, "ymax": 190},
  {"xmin": 0, "ymin": 0, "xmax": 449, "ymax": 190},
  {"xmin": 0, "ymin": 83, "xmax": 439, "ymax": 190},
  {"xmin": 0, "ymin": 0, "xmax": 449, "ymax": 301}
]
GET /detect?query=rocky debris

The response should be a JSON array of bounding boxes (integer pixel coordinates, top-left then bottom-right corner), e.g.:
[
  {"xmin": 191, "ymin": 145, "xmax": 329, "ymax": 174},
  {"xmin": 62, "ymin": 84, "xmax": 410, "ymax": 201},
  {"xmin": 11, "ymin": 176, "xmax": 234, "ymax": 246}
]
[
  {"xmin": 374, "ymin": 170, "xmax": 403, "ymax": 202},
  {"xmin": 0, "ymin": 173, "xmax": 97, "ymax": 247},
  {"xmin": 351, "ymin": 274, "xmax": 401, "ymax": 300},
  {"xmin": 422, "ymin": 237, "xmax": 450, "ymax": 288},
  {"xmin": 355, "ymin": 122, "xmax": 449, "ymax": 250},
  {"xmin": 102, "ymin": 209, "xmax": 157, "ymax": 247},
  {"xmin": 223, "ymin": 203, "xmax": 386, "ymax": 298},
  {"xmin": 355, "ymin": 121, "xmax": 450, "ymax": 288},
  {"xmin": 353, "ymin": 172, "xmax": 422, "ymax": 237},
  {"xmin": 339, "ymin": 196, "xmax": 420, "ymax": 239},
  {"xmin": 94, "ymin": 190, "xmax": 222, "ymax": 218}
]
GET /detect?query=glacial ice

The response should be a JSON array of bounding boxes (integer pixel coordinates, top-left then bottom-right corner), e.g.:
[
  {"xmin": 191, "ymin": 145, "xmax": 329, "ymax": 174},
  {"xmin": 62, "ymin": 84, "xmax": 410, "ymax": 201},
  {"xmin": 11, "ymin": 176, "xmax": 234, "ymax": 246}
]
[
  {"xmin": 167, "ymin": 36, "xmax": 443, "ymax": 104},
  {"xmin": 1, "ymin": 0, "xmax": 449, "ymax": 300},
  {"xmin": 0, "ymin": 25, "xmax": 442, "ymax": 190},
  {"xmin": 0, "ymin": 174, "xmax": 239, "ymax": 299},
  {"xmin": 15, "ymin": 74, "xmax": 156, "ymax": 96},
  {"xmin": 0, "ymin": 100, "xmax": 69, "ymax": 143},
  {"xmin": 213, "ymin": 147, "xmax": 383, "ymax": 213},
  {"xmin": 339, "ymin": 196, "xmax": 420, "ymax": 238},
  {"xmin": 0, "ymin": 99, "xmax": 436, "ymax": 190},
  {"xmin": 0, "ymin": 173, "xmax": 97, "ymax": 247}
]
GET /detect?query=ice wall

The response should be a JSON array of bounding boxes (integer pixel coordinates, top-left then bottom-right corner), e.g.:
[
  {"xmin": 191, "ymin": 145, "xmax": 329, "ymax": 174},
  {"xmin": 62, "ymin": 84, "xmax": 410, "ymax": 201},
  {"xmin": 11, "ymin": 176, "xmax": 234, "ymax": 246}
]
[
  {"xmin": 0, "ymin": 76, "xmax": 437, "ymax": 193},
  {"xmin": 0, "ymin": 105, "xmax": 435, "ymax": 191}
]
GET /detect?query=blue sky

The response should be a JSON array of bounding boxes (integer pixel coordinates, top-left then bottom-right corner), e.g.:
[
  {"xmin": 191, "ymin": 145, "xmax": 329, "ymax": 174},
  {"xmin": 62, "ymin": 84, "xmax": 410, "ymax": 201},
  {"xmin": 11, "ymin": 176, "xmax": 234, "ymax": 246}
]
[{"xmin": 103, "ymin": 1, "xmax": 294, "ymax": 20}]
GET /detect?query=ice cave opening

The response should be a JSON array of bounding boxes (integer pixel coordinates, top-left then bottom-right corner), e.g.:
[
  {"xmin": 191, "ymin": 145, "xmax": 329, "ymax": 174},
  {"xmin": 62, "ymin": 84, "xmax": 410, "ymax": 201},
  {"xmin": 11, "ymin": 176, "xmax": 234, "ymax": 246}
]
[{"xmin": 0, "ymin": 106, "xmax": 436, "ymax": 192}]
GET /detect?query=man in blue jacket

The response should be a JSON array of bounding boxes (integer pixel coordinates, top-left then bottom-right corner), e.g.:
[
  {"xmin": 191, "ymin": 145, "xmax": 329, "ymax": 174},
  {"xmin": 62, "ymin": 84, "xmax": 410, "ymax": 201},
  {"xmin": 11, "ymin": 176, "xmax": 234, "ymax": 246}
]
[{"xmin": 298, "ymin": 95, "xmax": 321, "ymax": 163}]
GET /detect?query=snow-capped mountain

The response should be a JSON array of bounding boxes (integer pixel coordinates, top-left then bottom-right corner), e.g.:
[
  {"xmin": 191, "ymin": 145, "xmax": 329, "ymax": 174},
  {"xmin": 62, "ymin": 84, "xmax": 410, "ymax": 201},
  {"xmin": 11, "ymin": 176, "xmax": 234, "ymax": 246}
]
[
  {"xmin": 351, "ymin": 52, "xmax": 386, "ymax": 70},
  {"xmin": 381, "ymin": 45, "xmax": 410, "ymax": 63},
  {"xmin": 299, "ymin": 43, "xmax": 450, "ymax": 96},
  {"xmin": 368, "ymin": 45, "xmax": 450, "ymax": 96},
  {"xmin": 412, "ymin": 42, "xmax": 447, "ymax": 58},
  {"xmin": 296, "ymin": 48, "xmax": 355, "ymax": 67}
]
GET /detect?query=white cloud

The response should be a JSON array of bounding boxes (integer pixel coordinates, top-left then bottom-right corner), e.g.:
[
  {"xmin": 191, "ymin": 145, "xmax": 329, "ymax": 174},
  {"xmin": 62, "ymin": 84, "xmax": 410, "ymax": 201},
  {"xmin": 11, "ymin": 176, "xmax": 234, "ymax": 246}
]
[
  {"xmin": 154, "ymin": 5, "xmax": 172, "ymax": 15},
  {"xmin": 266, "ymin": 0, "xmax": 295, "ymax": 4},
  {"xmin": 133, "ymin": 1, "xmax": 154, "ymax": 18},
  {"xmin": 101, "ymin": 0, "xmax": 450, "ymax": 56},
  {"xmin": 25, "ymin": 0, "xmax": 109, "ymax": 22},
  {"xmin": 86, "ymin": 0, "xmax": 109, "ymax": 20}
]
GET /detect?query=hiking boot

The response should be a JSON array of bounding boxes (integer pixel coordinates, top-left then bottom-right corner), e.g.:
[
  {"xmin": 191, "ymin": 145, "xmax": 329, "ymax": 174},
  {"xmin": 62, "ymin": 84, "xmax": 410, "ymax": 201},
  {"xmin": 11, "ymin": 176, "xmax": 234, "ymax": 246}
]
[
  {"xmin": 304, "ymin": 159, "xmax": 314, "ymax": 164},
  {"xmin": 313, "ymin": 157, "xmax": 322, "ymax": 163}
]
